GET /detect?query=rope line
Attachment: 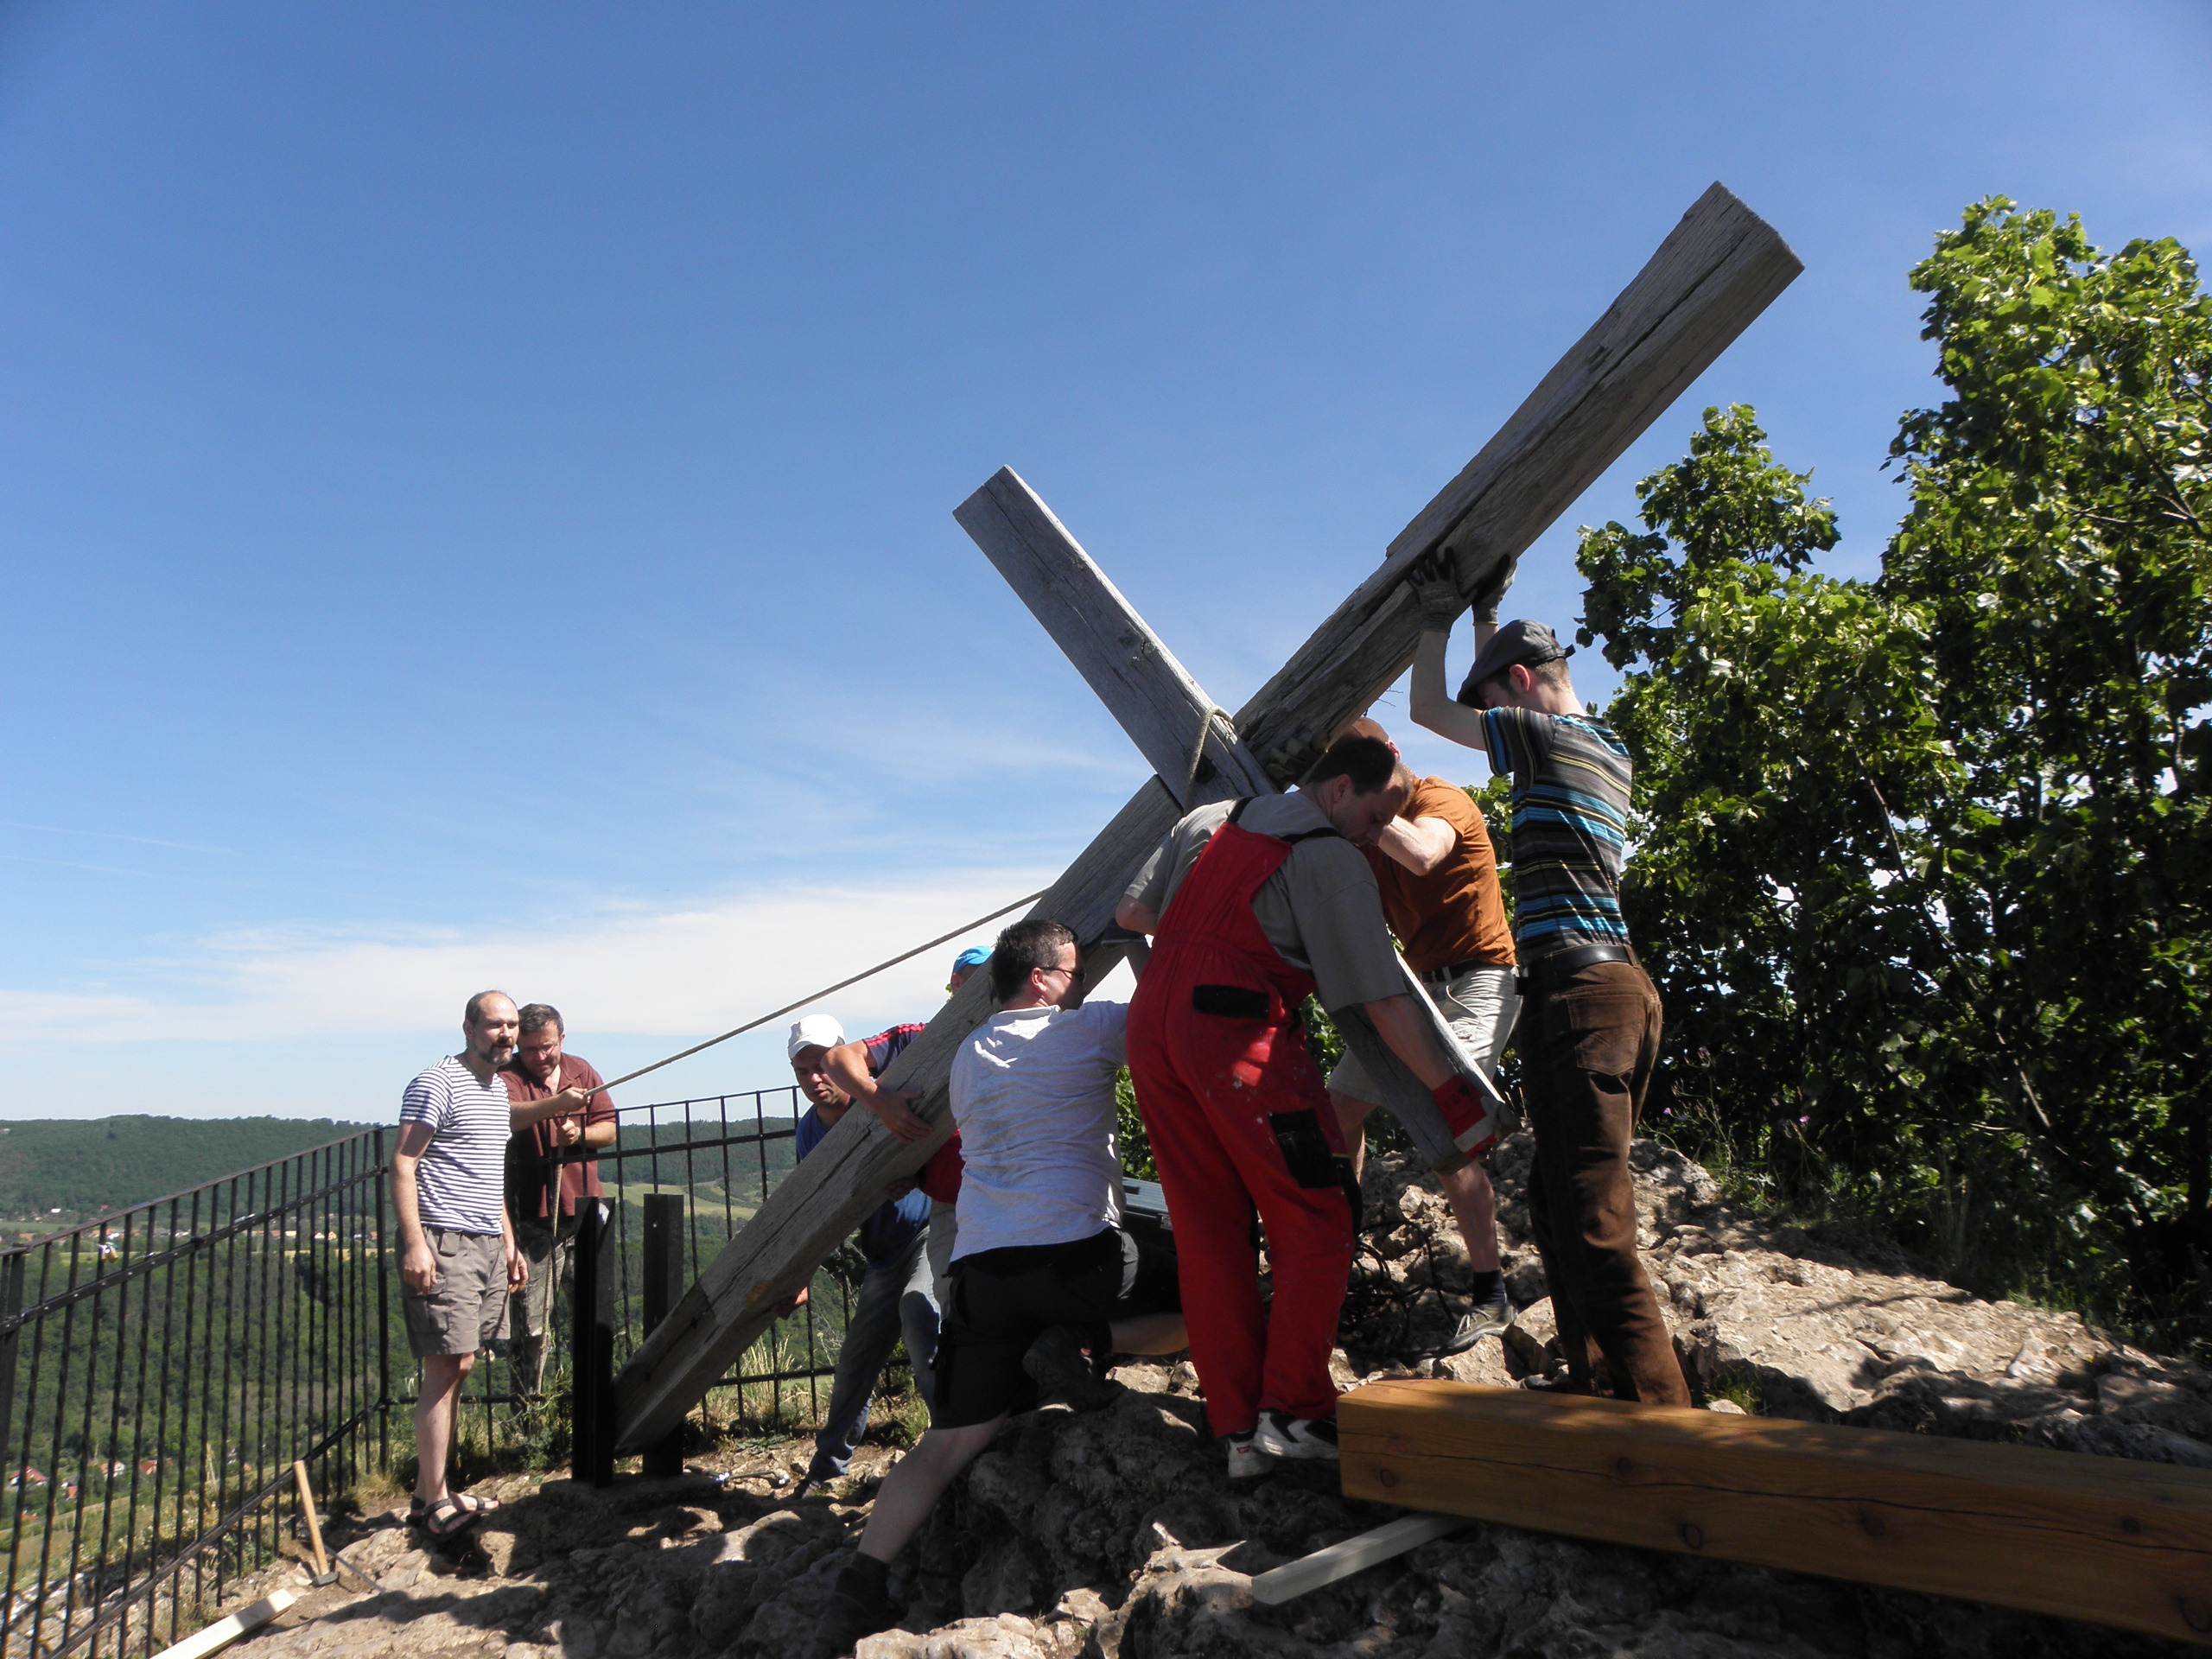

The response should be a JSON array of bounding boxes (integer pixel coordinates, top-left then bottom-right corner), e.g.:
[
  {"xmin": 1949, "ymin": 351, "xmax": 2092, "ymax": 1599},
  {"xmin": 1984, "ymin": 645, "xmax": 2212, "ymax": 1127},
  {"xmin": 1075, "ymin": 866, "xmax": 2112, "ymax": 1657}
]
[{"xmin": 592, "ymin": 886, "xmax": 1050, "ymax": 1094}]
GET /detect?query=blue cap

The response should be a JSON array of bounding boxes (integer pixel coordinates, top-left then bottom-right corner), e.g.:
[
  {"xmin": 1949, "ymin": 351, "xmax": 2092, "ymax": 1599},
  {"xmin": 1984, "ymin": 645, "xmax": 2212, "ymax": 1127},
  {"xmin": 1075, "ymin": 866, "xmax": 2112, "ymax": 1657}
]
[{"xmin": 952, "ymin": 947, "xmax": 993, "ymax": 972}]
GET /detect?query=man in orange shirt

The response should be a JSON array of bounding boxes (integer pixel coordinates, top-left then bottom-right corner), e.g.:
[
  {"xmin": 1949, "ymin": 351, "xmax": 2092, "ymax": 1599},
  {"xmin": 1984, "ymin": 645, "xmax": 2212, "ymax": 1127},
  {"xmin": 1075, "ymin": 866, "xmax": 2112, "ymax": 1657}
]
[{"xmin": 1327, "ymin": 719, "xmax": 1519, "ymax": 1353}]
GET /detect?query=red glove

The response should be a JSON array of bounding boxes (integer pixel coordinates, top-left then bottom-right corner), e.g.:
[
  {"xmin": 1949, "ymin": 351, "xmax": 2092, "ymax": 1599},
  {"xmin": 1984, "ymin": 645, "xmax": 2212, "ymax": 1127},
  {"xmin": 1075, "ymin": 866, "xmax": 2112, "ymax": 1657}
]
[{"xmin": 1431, "ymin": 1075, "xmax": 1499, "ymax": 1160}]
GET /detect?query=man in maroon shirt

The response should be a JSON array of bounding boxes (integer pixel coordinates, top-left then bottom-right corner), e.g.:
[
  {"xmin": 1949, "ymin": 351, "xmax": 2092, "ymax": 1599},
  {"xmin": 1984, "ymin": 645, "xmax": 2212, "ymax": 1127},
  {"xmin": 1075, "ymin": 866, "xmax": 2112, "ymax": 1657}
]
[{"xmin": 502, "ymin": 1002, "xmax": 618, "ymax": 1402}]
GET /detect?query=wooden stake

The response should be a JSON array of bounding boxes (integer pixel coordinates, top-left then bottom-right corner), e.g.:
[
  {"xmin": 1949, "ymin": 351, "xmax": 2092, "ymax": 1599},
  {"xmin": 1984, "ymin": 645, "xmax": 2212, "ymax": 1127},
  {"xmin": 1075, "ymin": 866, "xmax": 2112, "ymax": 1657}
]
[{"xmin": 289, "ymin": 1461, "xmax": 333, "ymax": 1583}]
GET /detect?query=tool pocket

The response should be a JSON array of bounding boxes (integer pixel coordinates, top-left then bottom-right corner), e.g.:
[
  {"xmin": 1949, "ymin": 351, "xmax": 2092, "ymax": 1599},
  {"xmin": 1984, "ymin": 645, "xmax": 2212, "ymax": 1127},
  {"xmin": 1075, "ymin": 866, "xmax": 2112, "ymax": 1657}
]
[
  {"xmin": 1269, "ymin": 1109, "xmax": 1341, "ymax": 1190},
  {"xmin": 1192, "ymin": 983, "xmax": 1271, "ymax": 1020}
]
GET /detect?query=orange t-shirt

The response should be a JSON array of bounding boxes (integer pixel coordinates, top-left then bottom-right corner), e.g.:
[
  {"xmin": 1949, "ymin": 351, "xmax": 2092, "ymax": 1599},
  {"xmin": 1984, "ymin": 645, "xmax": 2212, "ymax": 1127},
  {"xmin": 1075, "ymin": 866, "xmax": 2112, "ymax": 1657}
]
[{"xmin": 1363, "ymin": 777, "xmax": 1516, "ymax": 974}]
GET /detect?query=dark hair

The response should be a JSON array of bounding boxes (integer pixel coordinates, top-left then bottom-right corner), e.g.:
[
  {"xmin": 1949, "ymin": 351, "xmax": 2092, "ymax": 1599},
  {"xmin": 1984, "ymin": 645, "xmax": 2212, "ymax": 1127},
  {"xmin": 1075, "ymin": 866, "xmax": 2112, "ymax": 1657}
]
[
  {"xmin": 990, "ymin": 918, "xmax": 1077, "ymax": 1001},
  {"xmin": 518, "ymin": 1003, "xmax": 564, "ymax": 1036},
  {"xmin": 1302, "ymin": 734, "xmax": 1397, "ymax": 794},
  {"xmin": 1456, "ymin": 654, "xmax": 1573, "ymax": 708},
  {"xmin": 462, "ymin": 989, "xmax": 513, "ymax": 1027}
]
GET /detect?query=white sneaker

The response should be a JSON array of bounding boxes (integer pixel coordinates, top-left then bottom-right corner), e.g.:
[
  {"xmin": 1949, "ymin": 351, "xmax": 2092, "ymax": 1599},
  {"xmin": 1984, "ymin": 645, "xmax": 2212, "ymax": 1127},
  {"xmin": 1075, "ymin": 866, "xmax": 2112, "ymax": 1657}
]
[
  {"xmin": 1252, "ymin": 1409, "xmax": 1338, "ymax": 1462},
  {"xmin": 1224, "ymin": 1431, "xmax": 1265, "ymax": 1480}
]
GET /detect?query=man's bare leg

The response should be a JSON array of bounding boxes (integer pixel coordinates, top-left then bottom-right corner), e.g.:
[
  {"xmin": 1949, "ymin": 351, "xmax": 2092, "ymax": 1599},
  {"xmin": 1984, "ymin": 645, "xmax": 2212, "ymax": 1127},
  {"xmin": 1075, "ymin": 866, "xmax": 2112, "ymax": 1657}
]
[
  {"xmin": 1332, "ymin": 1090, "xmax": 1502, "ymax": 1274},
  {"xmin": 857, "ymin": 1415, "xmax": 1007, "ymax": 1564},
  {"xmin": 416, "ymin": 1352, "xmax": 473, "ymax": 1503}
]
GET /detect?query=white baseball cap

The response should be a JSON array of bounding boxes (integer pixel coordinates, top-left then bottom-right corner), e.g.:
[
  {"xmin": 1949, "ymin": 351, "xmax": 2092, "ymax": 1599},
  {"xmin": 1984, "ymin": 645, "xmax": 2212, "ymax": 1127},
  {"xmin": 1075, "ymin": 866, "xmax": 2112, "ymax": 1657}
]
[{"xmin": 786, "ymin": 1014, "xmax": 846, "ymax": 1062}]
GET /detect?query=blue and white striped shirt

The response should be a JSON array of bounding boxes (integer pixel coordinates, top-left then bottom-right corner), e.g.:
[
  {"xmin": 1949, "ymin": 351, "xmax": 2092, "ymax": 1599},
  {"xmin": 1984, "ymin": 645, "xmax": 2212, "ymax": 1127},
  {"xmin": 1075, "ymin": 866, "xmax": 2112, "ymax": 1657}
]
[
  {"xmin": 1479, "ymin": 707, "xmax": 1634, "ymax": 954},
  {"xmin": 399, "ymin": 1057, "xmax": 511, "ymax": 1236}
]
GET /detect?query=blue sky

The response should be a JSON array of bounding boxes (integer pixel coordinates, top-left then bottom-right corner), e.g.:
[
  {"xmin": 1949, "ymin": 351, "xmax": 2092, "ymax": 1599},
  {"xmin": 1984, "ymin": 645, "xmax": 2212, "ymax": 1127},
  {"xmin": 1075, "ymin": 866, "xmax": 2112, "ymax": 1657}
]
[{"xmin": 4, "ymin": 2, "xmax": 2209, "ymax": 1122}]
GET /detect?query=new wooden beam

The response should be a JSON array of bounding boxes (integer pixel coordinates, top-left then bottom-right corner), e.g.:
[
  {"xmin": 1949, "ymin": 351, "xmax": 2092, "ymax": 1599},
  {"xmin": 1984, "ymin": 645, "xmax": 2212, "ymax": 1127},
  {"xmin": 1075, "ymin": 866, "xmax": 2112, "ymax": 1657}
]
[
  {"xmin": 1237, "ymin": 182, "xmax": 1801, "ymax": 784},
  {"xmin": 955, "ymin": 464, "xmax": 1502, "ymax": 1170},
  {"xmin": 1339, "ymin": 1380, "xmax": 2212, "ymax": 1646}
]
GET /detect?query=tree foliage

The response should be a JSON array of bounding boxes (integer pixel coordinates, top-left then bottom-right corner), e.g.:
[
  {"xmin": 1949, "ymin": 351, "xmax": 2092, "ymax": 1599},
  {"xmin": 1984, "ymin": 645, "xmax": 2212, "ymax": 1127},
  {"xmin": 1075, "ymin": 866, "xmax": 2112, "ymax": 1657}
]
[{"xmin": 1577, "ymin": 201, "xmax": 2211, "ymax": 1338}]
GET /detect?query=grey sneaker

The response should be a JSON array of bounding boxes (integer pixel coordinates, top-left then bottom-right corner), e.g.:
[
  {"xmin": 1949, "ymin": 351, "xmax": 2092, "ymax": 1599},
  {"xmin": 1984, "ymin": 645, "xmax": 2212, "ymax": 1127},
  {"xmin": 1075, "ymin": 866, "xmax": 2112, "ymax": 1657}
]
[
  {"xmin": 1252, "ymin": 1409, "xmax": 1338, "ymax": 1462},
  {"xmin": 1438, "ymin": 1284, "xmax": 1516, "ymax": 1356},
  {"xmin": 1224, "ymin": 1430, "xmax": 1265, "ymax": 1480}
]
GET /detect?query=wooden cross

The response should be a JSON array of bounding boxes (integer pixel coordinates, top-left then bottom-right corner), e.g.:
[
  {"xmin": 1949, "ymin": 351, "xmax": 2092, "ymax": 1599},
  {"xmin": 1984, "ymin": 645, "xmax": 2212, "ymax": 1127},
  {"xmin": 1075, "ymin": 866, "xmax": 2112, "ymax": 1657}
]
[{"xmin": 613, "ymin": 183, "xmax": 1799, "ymax": 1452}]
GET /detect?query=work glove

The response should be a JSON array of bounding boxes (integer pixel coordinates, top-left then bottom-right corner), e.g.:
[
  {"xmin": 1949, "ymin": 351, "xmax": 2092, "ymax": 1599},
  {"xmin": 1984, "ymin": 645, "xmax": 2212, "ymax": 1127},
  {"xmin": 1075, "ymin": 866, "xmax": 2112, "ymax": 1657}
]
[
  {"xmin": 1405, "ymin": 550, "xmax": 1464, "ymax": 632},
  {"xmin": 1467, "ymin": 550, "xmax": 1520, "ymax": 626},
  {"xmin": 1431, "ymin": 1074, "xmax": 1500, "ymax": 1161}
]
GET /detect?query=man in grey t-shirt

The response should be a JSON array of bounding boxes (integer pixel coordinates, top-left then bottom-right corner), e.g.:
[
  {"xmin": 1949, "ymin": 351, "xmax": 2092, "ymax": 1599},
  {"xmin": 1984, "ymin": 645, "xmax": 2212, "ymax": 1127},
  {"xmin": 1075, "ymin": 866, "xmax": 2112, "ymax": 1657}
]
[{"xmin": 394, "ymin": 991, "xmax": 558, "ymax": 1539}]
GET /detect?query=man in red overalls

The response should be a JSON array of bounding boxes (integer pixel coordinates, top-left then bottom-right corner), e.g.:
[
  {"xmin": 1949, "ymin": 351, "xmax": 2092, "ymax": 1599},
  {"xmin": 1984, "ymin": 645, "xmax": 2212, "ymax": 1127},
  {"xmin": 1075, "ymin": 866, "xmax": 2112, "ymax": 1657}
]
[{"xmin": 1116, "ymin": 734, "xmax": 1499, "ymax": 1475}]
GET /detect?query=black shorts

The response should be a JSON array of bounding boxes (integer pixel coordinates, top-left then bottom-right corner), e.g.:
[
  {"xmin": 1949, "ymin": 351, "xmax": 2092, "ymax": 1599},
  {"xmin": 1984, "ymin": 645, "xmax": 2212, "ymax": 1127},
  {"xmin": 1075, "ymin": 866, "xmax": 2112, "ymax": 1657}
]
[{"xmin": 933, "ymin": 1227, "xmax": 1180, "ymax": 1429}]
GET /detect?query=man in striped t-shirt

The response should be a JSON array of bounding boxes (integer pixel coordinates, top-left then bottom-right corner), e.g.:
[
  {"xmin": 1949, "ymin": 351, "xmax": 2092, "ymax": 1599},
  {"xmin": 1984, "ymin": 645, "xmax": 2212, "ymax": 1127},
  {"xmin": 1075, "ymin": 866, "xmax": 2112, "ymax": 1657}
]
[
  {"xmin": 394, "ymin": 990, "xmax": 546, "ymax": 1538},
  {"xmin": 1407, "ymin": 553, "xmax": 1690, "ymax": 1408}
]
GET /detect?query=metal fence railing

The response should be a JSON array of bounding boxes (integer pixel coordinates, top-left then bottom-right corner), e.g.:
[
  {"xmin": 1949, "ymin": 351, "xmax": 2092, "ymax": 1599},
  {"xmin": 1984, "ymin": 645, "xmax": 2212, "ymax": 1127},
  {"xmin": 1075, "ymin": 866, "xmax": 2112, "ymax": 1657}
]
[
  {"xmin": 0, "ymin": 1131, "xmax": 390, "ymax": 1659},
  {"xmin": 1, "ymin": 1084, "xmax": 880, "ymax": 1659}
]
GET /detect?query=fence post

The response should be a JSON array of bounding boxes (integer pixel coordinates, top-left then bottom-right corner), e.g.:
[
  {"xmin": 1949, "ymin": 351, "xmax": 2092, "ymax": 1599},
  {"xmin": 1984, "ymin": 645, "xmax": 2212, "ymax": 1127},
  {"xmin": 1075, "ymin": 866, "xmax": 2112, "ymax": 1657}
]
[
  {"xmin": 639, "ymin": 1197, "xmax": 687, "ymax": 1479},
  {"xmin": 570, "ymin": 1202, "xmax": 616, "ymax": 1487},
  {"xmin": 0, "ymin": 1251, "xmax": 21, "ymax": 1503}
]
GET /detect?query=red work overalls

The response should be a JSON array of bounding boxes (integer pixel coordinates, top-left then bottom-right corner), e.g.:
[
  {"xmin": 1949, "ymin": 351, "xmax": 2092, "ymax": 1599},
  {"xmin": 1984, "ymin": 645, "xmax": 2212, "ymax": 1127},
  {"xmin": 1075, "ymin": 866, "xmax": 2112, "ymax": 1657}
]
[{"xmin": 1126, "ymin": 802, "xmax": 1355, "ymax": 1435}]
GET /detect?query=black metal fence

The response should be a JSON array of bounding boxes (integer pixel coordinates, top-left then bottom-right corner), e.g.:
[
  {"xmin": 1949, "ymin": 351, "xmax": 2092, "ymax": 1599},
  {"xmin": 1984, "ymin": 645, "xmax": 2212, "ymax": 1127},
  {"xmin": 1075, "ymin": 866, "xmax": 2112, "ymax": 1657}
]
[
  {"xmin": 0, "ymin": 1084, "xmax": 875, "ymax": 1659},
  {"xmin": 0, "ymin": 1132, "xmax": 389, "ymax": 1659}
]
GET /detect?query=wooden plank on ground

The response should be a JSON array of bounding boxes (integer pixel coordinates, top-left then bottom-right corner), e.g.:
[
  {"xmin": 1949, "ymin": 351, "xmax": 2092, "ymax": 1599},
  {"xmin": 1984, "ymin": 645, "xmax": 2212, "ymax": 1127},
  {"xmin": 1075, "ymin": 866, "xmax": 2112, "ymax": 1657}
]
[
  {"xmin": 1249, "ymin": 1512, "xmax": 1465, "ymax": 1605},
  {"xmin": 1236, "ymin": 181, "xmax": 1802, "ymax": 784},
  {"xmin": 1338, "ymin": 1379, "xmax": 2212, "ymax": 1646},
  {"xmin": 150, "ymin": 1591, "xmax": 296, "ymax": 1659}
]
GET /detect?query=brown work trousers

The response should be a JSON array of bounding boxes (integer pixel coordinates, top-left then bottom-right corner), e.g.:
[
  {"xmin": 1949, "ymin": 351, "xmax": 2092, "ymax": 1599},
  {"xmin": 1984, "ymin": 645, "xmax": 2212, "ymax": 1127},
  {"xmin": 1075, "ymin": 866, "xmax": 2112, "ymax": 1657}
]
[{"xmin": 1519, "ymin": 958, "xmax": 1692, "ymax": 1406}]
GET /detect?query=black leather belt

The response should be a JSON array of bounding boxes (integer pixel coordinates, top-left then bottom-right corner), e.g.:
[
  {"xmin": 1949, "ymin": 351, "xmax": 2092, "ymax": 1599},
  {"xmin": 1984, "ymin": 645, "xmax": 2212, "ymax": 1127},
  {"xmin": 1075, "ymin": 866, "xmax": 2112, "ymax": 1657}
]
[
  {"xmin": 1418, "ymin": 956, "xmax": 1510, "ymax": 984},
  {"xmin": 1516, "ymin": 942, "xmax": 1637, "ymax": 983}
]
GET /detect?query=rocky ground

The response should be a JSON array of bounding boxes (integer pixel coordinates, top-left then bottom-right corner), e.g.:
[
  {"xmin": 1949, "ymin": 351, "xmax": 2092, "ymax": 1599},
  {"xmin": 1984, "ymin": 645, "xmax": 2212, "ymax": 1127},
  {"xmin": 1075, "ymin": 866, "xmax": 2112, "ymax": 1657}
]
[{"xmin": 213, "ymin": 1134, "xmax": 2211, "ymax": 1659}]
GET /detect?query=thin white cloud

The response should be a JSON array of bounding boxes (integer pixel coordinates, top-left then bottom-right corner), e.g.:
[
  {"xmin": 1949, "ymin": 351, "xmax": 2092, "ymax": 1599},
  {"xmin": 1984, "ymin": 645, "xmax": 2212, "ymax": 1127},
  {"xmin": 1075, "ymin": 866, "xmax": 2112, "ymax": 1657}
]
[{"xmin": 2, "ymin": 870, "xmax": 1062, "ymax": 1052}]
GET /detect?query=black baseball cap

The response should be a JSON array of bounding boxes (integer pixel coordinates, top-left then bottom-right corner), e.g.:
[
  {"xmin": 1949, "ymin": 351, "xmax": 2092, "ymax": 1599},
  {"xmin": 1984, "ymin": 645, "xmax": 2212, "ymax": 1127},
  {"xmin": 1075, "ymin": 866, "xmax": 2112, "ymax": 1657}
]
[{"xmin": 1455, "ymin": 620, "xmax": 1574, "ymax": 706}]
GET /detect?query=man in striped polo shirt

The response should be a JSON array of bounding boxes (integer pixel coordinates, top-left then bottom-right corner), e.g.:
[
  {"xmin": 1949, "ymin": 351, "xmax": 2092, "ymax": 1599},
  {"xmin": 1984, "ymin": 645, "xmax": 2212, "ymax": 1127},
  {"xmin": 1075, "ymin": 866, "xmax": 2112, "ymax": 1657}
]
[
  {"xmin": 393, "ymin": 990, "xmax": 543, "ymax": 1538},
  {"xmin": 1407, "ymin": 553, "xmax": 1691, "ymax": 1408}
]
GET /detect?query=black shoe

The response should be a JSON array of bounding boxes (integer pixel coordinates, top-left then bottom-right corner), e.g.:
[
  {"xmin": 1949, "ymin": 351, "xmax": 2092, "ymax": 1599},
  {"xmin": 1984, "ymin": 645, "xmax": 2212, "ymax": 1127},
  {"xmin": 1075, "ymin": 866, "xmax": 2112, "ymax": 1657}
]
[
  {"xmin": 1023, "ymin": 1325, "xmax": 1121, "ymax": 1411},
  {"xmin": 804, "ymin": 1554, "xmax": 890, "ymax": 1659}
]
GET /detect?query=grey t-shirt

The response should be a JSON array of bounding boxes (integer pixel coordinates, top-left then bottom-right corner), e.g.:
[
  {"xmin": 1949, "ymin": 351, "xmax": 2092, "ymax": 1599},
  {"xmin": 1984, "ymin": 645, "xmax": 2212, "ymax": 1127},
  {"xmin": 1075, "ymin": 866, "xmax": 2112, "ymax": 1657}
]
[{"xmin": 1123, "ymin": 792, "xmax": 1406, "ymax": 1012}]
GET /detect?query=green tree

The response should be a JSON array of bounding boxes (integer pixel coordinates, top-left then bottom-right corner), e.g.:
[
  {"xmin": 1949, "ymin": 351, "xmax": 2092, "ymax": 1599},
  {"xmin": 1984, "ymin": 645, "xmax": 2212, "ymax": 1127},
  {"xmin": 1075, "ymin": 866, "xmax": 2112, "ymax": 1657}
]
[{"xmin": 1574, "ymin": 201, "xmax": 2212, "ymax": 1337}]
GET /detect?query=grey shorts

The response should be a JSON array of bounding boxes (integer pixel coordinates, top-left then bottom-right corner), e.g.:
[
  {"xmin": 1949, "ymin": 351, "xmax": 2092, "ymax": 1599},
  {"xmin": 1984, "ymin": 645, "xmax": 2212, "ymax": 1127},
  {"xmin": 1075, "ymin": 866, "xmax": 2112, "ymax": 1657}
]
[
  {"xmin": 402, "ymin": 1227, "xmax": 509, "ymax": 1358},
  {"xmin": 1328, "ymin": 963, "xmax": 1520, "ymax": 1105}
]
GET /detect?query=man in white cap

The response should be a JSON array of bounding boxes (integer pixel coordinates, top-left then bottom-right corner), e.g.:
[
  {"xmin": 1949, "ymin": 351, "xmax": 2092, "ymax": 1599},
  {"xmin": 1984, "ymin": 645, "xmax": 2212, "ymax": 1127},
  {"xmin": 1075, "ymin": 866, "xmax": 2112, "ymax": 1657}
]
[{"xmin": 785, "ymin": 1014, "xmax": 940, "ymax": 1497}]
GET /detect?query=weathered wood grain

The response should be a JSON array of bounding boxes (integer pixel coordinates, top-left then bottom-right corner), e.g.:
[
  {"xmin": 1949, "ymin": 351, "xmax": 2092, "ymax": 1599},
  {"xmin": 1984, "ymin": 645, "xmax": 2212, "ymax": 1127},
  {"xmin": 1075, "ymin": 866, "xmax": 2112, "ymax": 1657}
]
[
  {"xmin": 1339, "ymin": 1380, "xmax": 2212, "ymax": 1646},
  {"xmin": 957, "ymin": 468, "xmax": 1272, "ymax": 803},
  {"xmin": 1237, "ymin": 182, "xmax": 1801, "ymax": 784}
]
